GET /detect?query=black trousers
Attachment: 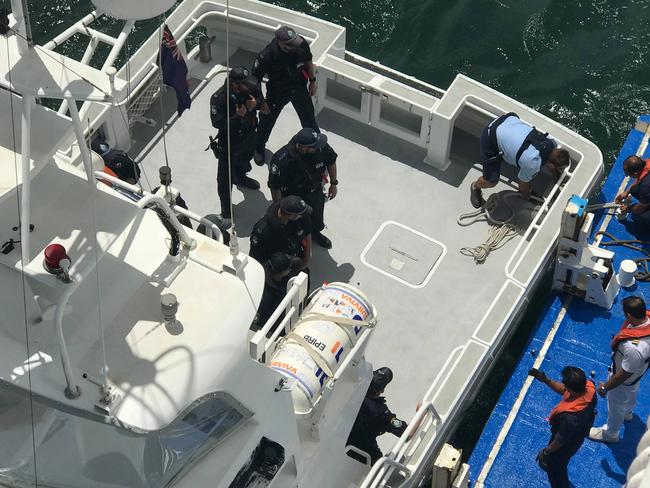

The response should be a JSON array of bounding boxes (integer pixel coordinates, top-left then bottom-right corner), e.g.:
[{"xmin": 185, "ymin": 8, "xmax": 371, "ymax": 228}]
[
  {"xmin": 252, "ymin": 268, "xmax": 311, "ymax": 333},
  {"xmin": 215, "ymin": 142, "xmax": 254, "ymax": 219},
  {"xmin": 255, "ymin": 86, "xmax": 318, "ymax": 153},
  {"xmin": 301, "ymin": 189, "xmax": 325, "ymax": 233},
  {"xmin": 543, "ymin": 441, "xmax": 583, "ymax": 488}
]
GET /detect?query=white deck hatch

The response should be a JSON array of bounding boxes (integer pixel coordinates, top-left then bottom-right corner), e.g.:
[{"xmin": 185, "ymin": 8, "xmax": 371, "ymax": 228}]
[{"xmin": 361, "ymin": 221, "xmax": 446, "ymax": 288}]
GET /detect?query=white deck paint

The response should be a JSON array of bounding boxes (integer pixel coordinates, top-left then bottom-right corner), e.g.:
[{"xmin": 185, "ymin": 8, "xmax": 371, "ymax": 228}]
[{"xmin": 134, "ymin": 59, "xmax": 539, "ymax": 429}]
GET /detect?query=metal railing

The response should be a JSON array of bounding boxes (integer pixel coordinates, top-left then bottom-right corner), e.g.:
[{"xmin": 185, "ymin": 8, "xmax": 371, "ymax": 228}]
[
  {"xmin": 126, "ymin": 69, "xmax": 163, "ymax": 126},
  {"xmin": 249, "ymin": 272, "xmax": 309, "ymax": 362},
  {"xmin": 360, "ymin": 401, "xmax": 442, "ymax": 488},
  {"xmin": 94, "ymin": 171, "xmax": 224, "ymax": 242}
]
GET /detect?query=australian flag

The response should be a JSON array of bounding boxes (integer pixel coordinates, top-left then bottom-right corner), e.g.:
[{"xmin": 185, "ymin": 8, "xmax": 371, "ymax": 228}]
[{"xmin": 159, "ymin": 25, "xmax": 191, "ymax": 116}]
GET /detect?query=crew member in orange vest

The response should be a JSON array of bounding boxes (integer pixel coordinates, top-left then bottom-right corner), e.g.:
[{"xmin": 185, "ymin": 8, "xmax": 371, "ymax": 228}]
[
  {"xmin": 589, "ymin": 295, "xmax": 650, "ymax": 443},
  {"xmin": 615, "ymin": 155, "xmax": 650, "ymax": 229},
  {"xmin": 529, "ymin": 366, "xmax": 597, "ymax": 488}
]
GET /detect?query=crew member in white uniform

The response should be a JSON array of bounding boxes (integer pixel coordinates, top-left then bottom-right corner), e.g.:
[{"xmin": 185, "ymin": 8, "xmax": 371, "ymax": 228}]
[
  {"xmin": 469, "ymin": 113, "xmax": 571, "ymax": 208},
  {"xmin": 589, "ymin": 295, "xmax": 650, "ymax": 443}
]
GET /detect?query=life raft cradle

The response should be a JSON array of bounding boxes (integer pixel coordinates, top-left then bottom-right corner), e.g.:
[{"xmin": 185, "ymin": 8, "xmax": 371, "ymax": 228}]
[{"xmin": 284, "ymin": 312, "xmax": 376, "ymax": 379}]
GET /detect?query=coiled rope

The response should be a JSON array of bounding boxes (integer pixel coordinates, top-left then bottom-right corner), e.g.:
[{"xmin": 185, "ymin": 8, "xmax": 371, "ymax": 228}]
[
  {"xmin": 595, "ymin": 231, "xmax": 650, "ymax": 281},
  {"xmin": 457, "ymin": 193, "xmax": 530, "ymax": 264}
]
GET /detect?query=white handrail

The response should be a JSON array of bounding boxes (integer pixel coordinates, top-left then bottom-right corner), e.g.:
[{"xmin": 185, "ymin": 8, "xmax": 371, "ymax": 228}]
[
  {"xmin": 359, "ymin": 456, "xmax": 410, "ymax": 488},
  {"xmin": 503, "ymin": 167, "xmax": 570, "ymax": 286},
  {"xmin": 93, "ymin": 170, "xmax": 143, "ymax": 193},
  {"xmin": 249, "ymin": 273, "xmax": 309, "ymax": 361},
  {"xmin": 114, "ymin": 2, "xmax": 321, "ymax": 105},
  {"xmin": 136, "ymin": 194, "xmax": 196, "ymax": 251},
  {"xmin": 172, "ymin": 205, "xmax": 223, "ymax": 243},
  {"xmin": 331, "ymin": 326, "xmax": 373, "ymax": 383},
  {"xmin": 55, "ymin": 278, "xmax": 81, "ymax": 398},
  {"xmin": 93, "ymin": 171, "xmax": 196, "ymax": 251},
  {"xmin": 391, "ymin": 401, "xmax": 441, "ymax": 459},
  {"xmin": 360, "ymin": 401, "xmax": 442, "ymax": 488},
  {"xmin": 43, "ymin": 10, "xmax": 101, "ymax": 49}
]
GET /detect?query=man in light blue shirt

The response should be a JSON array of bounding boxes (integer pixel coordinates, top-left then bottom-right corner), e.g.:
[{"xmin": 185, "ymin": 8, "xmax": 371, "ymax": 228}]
[{"xmin": 470, "ymin": 113, "xmax": 571, "ymax": 208}]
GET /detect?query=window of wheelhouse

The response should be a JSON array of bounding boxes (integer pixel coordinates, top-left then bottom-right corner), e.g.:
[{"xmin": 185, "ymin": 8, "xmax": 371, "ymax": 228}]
[{"xmin": 151, "ymin": 391, "xmax": 252, "ymax": 485}]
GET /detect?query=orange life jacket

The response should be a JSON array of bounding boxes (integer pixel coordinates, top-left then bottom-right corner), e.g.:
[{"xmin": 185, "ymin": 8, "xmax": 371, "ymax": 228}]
[
  {"xmin": 611, "ymin": 311, "xmax": 650, "ymax": 351},
  {"xmin": 636, "ymin": 160, "xmax": 650, "ymax": 184},
  {"xmin": 548, "ymin": 380, "xmax": 595, "ymax": 423},
  {"xmin": 98, "ymin": 166, "xmax": 118, "ymax": 187}
]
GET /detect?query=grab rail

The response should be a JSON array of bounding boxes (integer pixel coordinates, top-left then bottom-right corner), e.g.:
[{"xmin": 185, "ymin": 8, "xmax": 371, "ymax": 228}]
[
  {"xmin": 249, "ymin": 272, "xmax": 309, "ymax": 361},
  {"xmin": 359, "ymin": 456, "xmax": 410, "ymax": 488},
  {"xmin": 360, "ymin": 401, "xmax": 442, "ymax": 488},
  {"xmin": 94, "ymin": 171, "xmax": 222, "ymax": 242}
]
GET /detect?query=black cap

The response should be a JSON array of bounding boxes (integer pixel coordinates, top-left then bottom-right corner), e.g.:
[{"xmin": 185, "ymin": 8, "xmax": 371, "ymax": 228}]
[
  {"xmin": 370, "ymin": 367, "xmax": 393, "ymax": 392},
  {"xmin": 275, "ymin": 25, "xmax": 300, "ymax": 44},
  {"xmin": 229, "ymin": 66, "xmax": 257, "ymax": 87},
  {"xmin": 293, "ymin": 128, "xmax": 328, "ymax": 149},
  {"xmin": 279, "ymin": 195, "xmax": 312, "ymax": 216}
]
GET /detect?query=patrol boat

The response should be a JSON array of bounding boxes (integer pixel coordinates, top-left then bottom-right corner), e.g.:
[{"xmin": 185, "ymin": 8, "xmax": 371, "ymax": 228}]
[{"xmin": 0, "ymin": 0, "xmax": 603, "ymax": 487}]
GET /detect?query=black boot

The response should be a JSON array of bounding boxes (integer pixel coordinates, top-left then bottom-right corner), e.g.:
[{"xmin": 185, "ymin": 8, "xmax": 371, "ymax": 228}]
[
  {"xmin": 233, "ymin": 175, "xmax": 260, "ymax": 190},
  {"xmin": 313, "ymin": 231, "xmax": 332, "ymax": 249},
  {"xmin": 470, "ymin": 183, "xmax": 485, "ymax": 209}
]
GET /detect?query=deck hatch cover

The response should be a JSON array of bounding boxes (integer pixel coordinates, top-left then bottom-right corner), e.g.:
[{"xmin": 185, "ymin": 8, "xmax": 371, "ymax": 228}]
[{"xmin": 361, "ymin": 221, "xmax": 446, "ymax": 288}]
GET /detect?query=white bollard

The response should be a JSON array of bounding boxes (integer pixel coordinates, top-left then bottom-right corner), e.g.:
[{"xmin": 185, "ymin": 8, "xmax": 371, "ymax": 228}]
[{"xmin": 618, "ymin": 259, "xmax": 637, "ymax": 288}]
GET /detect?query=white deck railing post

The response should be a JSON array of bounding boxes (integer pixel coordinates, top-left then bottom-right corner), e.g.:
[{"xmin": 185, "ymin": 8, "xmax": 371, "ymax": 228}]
[{"xmin": 19, "ymin": 95, "xmax": 33, "ymax": 263}]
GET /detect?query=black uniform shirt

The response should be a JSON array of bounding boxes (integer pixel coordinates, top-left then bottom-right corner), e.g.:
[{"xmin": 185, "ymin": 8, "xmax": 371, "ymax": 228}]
[
  {"xmin": 102, "ymin": 149, "xmax": 141, "ymax": 181},
  {"xmin": 630, "ymin": 170, "xmax": 650, "ymax": 205},
  {"xmin": 252, "ymin": 38, "xmax": 313, "ymax": 92},
  {"xmin": 347, "ymin": 395, "xmax": 407, "ymax": 460},
  {"xmin": 268, "ymin": 143, "xmax": 337, "ymax": 195},
  {"xmin": 249, "ymin": 202, "xmax": 313, "ymax": 263},
  {"xmin": 210, "ymin": 81, "xmax": 264, "ymax": 139},
  {"xmin": 549, "ymin": 395, "xmax": 597, "ymax": 450}
]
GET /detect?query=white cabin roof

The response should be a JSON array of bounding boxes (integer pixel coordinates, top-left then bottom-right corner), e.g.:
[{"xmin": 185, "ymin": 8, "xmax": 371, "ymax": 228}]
[
  {"xmin": 0, "ymin": 160, "xmax": 265, "ymax": 431},
  {"xmin": 0, "ymin": 35, "xmax": 125, "ymax": 100}
]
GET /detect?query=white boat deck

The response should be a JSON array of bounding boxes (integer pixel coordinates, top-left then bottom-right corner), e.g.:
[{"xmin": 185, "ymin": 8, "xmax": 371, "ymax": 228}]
[{"xmin": 133, "ymin": 52, "xmax": 553, "ymax": 434}]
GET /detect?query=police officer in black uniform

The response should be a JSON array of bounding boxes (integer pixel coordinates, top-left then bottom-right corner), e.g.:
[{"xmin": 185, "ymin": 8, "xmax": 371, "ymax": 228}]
[
  {"xmin": 251, "ymin": 251, "xmax": 301, "ymax": 331},
  {"xmin": 92, "ymin": 140, "xmax": 141, "ymax": 184},
  {"xmin": 268, "ymin": 128, "xmax": 337, "ymax": 249},
  {"xmin": 209, "ymin": 66, "xmax": 265, "ymax": 222},
  {"xmin": 249, "ymin": 196, "xmax": 313, "ymax": 284},
  {"xmin": 252, "ymin": 25, "xmax": 318, "ymax": 165},
  {"xmin": 346, "ymin": 367, "xmax": 408, "ymax": 465}
]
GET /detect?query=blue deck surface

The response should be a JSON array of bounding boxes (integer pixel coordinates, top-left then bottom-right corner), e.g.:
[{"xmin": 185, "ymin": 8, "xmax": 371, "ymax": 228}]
[{"xmin": 469, "ymin": 122, "xmax": 650, "ymax": 487}]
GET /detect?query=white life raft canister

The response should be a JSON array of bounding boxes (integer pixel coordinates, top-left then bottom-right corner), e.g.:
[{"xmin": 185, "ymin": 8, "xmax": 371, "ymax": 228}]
[{"xmin": 269, "ymin": 283, "xmax": 375, "ymax": 413}]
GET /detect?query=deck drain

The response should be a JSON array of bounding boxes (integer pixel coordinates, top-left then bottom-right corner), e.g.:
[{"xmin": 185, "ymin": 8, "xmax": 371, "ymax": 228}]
[{"xmin": 361, "ymin": 221, "xmax": 446, "ymax": 288}]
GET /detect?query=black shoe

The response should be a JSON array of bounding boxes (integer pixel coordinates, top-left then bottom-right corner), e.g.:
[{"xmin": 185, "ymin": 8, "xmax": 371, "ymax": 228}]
[
  {"xmin": 253, "ymin": 150, "xmax": 265, "ymax": 166},
  {"xmin": 470, "ymin": 184, "xmax": 485, "ymax": 209},
  {"xmin": 233, "ymin": 175, "xmax": 260, "ymax": 190},
  {"xmin": 313, "ymin": 231, "xmax": 332, "ymax": 249}
]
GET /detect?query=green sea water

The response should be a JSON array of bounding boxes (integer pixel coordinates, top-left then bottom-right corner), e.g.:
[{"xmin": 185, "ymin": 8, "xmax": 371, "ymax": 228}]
[{"xmin": 27, "ymin": 0, "xmax": 650, "ymax": 458}]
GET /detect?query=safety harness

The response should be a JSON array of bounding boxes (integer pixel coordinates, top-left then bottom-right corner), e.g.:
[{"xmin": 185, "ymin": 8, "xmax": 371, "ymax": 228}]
[
  {"xmin": 486, "ymin": 112, "xmax": 555, "ymax": 166},
  {"xmin": 548, "ymin": 380, "xmax": 596, "ymax": 422},
  {"xmin": 610, "ymin": 311, "xmax": 650, "ymax": 386}
]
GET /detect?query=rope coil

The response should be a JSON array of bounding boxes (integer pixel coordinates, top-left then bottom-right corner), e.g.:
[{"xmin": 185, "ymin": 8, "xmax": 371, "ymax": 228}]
[{"xmin": 457, "ymin": 193, "xmax": 524, "ymax": 264}]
